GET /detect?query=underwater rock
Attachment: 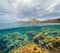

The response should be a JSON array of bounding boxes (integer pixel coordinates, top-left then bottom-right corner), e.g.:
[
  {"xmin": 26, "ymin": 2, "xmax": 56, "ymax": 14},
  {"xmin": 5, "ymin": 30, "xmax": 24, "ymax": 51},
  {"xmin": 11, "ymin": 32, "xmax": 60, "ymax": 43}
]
[
  {"xmin": 26, "ymin": 31, "xmax": 35, "ymax": 36},
  {"xmin": 33, "ymin": 32, "xmax": 44, "ymax": 44},
  {"xmin": 33, "ymin": 32, "xmax": 44, "ymax": 40},
  {"xmin": 52, "ymin": 32, "xmax": 57, "ymax": 35},
  {"xmin": 4, "ymin": 45, "xmax": 15, "ymax": 53},
  {"xmin": 23, "ymin": 38, "xmax": 30, "ymax": 45},
  {"xmin": 54, "ymin": 48, "xmax": 60, "ymax": 53},
  {"xmin": 33, "ymin": 32, "xmax": 60, "ymax": 51},
  {"xmin": 26, "ymin": 30, "xmax": 36, "ymax": 42},
  {"xmin": 11, "ymin": 32, "xmax": 21, "ymax": 39},
  {"xmin": 44, "ymin": 37, "xmax": 60, "ymax": 50},
  {"xmin": 33, "ymin": 38, "xmax": 39, "ymax": 44},
  {"xmin": 12, "ymin": 43, "xmax": 50, "ymax": 53},
  {"xmin": 0, "ymin": 39, "xmax": 7, "ymax": 50},
  {"xmin": 52, "ymin": 38, "xmax": 60, "ymax": 48}
]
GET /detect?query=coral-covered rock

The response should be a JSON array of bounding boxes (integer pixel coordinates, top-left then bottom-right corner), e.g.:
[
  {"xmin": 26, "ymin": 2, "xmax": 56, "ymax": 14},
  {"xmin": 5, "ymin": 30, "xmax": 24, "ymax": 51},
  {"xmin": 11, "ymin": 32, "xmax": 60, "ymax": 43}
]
[{"xmin": 12, "ymin": 43, "xmax": 50, "ymax": 53}]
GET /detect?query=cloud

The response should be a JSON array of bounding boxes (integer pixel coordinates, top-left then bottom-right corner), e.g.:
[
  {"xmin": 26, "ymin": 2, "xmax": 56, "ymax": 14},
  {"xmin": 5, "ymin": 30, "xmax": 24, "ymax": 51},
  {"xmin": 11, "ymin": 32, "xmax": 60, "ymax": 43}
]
[
  {"xmin": 0, "ymin": 0, "xmax": 60, "ymax": 24},
  {"xmin": 46, "ymin": 0, "xmax": 60, "ymax": 13}
]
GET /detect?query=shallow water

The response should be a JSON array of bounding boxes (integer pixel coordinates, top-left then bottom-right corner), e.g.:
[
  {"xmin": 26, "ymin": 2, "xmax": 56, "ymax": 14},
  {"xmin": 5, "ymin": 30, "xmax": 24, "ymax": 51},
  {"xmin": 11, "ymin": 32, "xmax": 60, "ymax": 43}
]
[{"xmin": 0, "ymin": 23, "xmax": 60, "ymax": 53}]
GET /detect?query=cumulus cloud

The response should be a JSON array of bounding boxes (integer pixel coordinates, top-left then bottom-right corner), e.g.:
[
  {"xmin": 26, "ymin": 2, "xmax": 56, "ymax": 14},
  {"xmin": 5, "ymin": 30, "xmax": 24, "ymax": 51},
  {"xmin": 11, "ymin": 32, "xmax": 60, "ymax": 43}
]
[{"xmin": 0, "ymin": 0, "xmax": 60, "ymax": 23}]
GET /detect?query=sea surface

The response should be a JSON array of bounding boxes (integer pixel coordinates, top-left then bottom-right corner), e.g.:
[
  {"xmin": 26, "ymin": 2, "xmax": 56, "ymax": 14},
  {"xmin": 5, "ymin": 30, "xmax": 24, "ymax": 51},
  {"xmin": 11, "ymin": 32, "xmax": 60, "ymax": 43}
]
[{"xmin": 0, "ymin": 23, "xmax": 60, "ymax": 53}]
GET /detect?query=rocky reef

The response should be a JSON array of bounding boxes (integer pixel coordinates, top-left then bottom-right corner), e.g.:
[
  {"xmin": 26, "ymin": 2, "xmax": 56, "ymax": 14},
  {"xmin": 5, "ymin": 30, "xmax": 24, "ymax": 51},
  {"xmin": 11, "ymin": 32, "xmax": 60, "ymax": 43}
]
[
  {"xmin": 0, "ymin": 25, "xmax": 60, "ymax": 53},
  {"xmin": 11, "ymin": 31, "xmax": 60, "ymax": 53},
  {"xmin": 33, "ymin": 32, "xmax": 60, "ymax": 53},
  {"xmin": 12, "ymin": 43, "xmax": 49, "ymax": 53}
]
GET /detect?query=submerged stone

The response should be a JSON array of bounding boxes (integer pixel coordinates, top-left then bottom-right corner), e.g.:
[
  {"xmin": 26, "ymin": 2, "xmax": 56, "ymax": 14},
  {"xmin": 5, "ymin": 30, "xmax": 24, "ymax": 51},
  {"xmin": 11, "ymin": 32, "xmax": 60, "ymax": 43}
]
[{"xmin": 12, "ymin": 43, "xmax": 50, "ymax": 53}]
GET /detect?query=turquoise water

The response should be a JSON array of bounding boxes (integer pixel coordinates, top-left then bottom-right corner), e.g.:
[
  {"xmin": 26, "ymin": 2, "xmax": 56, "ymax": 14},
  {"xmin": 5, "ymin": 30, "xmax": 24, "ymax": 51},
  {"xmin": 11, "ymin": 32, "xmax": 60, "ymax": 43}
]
[{"xmin": 0, "ymin": 24, "xmax": 60, "ymax": 53}]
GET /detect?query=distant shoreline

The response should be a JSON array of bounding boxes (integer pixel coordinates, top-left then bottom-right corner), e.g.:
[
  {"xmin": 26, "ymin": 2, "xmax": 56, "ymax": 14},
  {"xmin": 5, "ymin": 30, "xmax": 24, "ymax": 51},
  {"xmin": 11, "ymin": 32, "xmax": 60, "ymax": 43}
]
[{"xmin": 16, "ymin": 18, "xmax": 60, "ymax": 24}]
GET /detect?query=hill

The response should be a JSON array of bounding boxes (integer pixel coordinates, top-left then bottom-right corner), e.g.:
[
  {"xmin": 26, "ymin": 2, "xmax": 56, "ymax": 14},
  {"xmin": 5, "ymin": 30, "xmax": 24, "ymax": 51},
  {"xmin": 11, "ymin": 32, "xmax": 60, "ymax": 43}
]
[
  {"xmin": 42, "ymin": 18, "xmax": 60, "ymax": 23},
  {"xmin": 16, "ymin": 18, "xmax": 60, "ymax": 24}
]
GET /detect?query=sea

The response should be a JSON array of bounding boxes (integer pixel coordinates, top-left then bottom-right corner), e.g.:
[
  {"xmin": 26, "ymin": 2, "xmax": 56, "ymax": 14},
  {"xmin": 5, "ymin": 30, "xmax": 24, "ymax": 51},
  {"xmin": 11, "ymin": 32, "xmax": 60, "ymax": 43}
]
[{"xmin": 0, "ymin": 23, "xmax": 60, "ymax": 53}]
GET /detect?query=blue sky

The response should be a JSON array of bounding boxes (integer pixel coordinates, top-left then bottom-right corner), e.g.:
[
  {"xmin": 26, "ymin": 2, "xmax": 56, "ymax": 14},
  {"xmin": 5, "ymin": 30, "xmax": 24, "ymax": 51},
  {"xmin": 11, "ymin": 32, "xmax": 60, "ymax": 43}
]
[{"xmin": 0, "ymin": 0, "xmax": 60, "ymax": 23}]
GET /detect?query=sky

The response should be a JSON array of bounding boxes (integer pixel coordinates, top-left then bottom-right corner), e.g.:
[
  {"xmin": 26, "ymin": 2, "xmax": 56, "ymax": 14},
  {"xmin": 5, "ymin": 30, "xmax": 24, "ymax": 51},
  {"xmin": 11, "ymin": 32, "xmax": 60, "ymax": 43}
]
[{"xmin": 0, "ymin": 0, "xmax": 60, "ymax": 23}]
